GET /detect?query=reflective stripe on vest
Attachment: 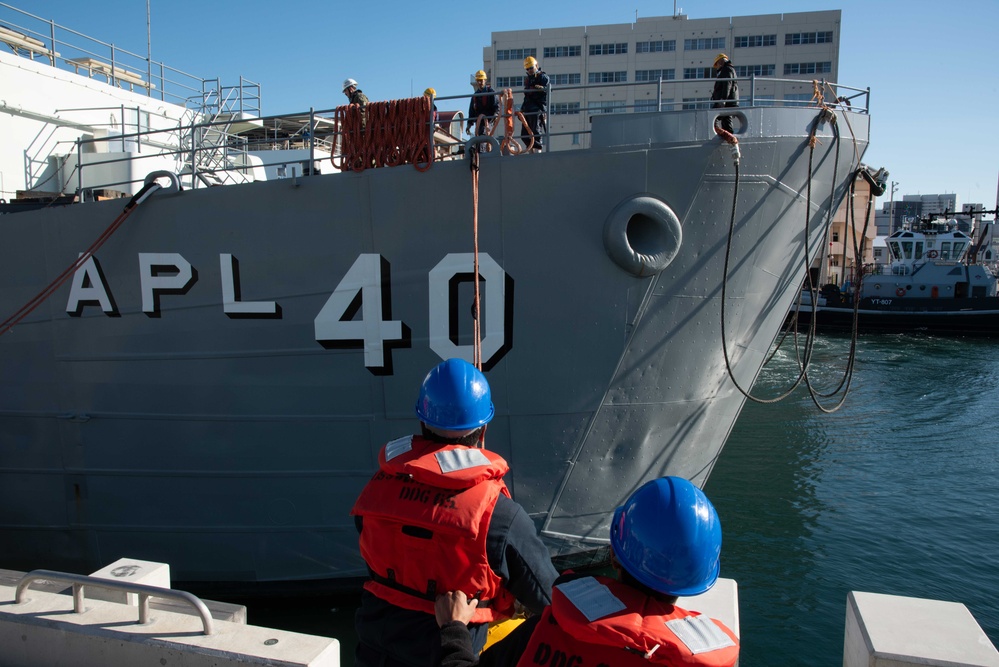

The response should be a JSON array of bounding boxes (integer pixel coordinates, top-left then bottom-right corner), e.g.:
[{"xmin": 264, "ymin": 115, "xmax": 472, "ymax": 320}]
[
  {"xmin": 436, "ymin": 447, "xmax": 491, "ymax": 473},
  {"xmin": 385, "ymin": 435, "xmax": 414, "ymax": 461}
]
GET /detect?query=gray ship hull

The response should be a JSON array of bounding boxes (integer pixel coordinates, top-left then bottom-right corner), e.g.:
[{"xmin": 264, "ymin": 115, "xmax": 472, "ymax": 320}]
[{"xmin": 0, "ymin": 107, "xmax": 868, "ymax": 586}]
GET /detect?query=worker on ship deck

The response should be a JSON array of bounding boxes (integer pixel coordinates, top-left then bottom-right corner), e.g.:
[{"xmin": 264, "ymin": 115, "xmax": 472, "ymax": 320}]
[
  {"xmin": 520, "ymin": 56, "xmax": 549, "ymax": 153},
  {"xmin": 710, "ymin": 53, "xmax": 739, "ymax": 133},
  {"xmin": 434, "ymin": 476, "xmax": 740, "ymax": 667},
  {"xmin": 343, "ymin": 77, "xmax": 369, "ymax": 129},
  {"xmin": 351, "ymin": 358, "xmax": 558, "ymax": 667},
  {"xmin": 424, "ymin": 87, "xmax": 440, "ymax": 125},
  {"xmin": 467, "ymin": 70, "xmax": 498, "ymax": 152}
]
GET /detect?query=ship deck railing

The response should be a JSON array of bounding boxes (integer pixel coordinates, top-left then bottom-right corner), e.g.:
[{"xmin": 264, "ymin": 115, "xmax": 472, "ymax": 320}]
[
  {"xmin": 0, "ymin": 2, "xmax": 260, "ymax": 120},
  {"xmin": 2, "ymin": 2, "xmax": 872, "ymax": 198},
  {"xmin": 3, "ymin": 0, "xmax": 871, "ymax": 128},
  {"xmin": 58, "ymin": 75, "xmax": 870, "ymax": 200}
]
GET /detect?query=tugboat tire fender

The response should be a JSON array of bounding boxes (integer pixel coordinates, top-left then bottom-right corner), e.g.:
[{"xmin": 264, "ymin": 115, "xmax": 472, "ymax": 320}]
[{"xmin": 603, "ymin": 196, "xmax": 682, "ymax": 277}]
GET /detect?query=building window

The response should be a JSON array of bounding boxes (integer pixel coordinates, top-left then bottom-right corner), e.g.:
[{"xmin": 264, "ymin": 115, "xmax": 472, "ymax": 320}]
[
  {"xmin": 552, "ymin": 73, "xmax": 581, "ymax": 86},
  {"xmin": 735, "ymin": 64, "xmax": 775, "ymax": 77},
  {"xmin": 496, "ymin": 48, "xmax": 537, "ymax": 61},
  {"xmin": 588, "ymin": 71, "xmax": 627, "ymax": 83},
  {"xmin": 635, "ymin": 69, "xmax": 675, "ymax": 81},
  {"xmin": 785, "ymin": 31, "xmax": 834, "ymax": 45},
  {"xmin": 683, "ymin": 67, "xmax": 713, "ymax": 80},
  {"xmin": 683, "ymin": 37, "xmax": 726, "ymax": 51},
  {"xmin": 783, "ymin": 93, "xmax": 813, "ymax": 107},
  {"xmin": 590, "ymin": 42, "xmax": 628, "ymax": 55},
  {"xmin": 588, "ymin": 100, "xmax": 627, "ymax": 114},
  {"xmin": 682, "ymin": 97, "xmax": 711, "ymax": 110},
  {"xmin": 634, "ymin": 100, "xmax": 659, "ymax": 113},
  {"xmin": 543, "ymin": 45, "xmax": 581, "ymax": 58},
  {"xmin": 551, "ymin": 102, "xmax": 580, "ymax": 115},
  {"xmin": 832, "ymin": 232, "xmax": 840, "ymax": 242},
  {"xmin": 784, "ymin": 62, "xmax": 832, "ymax": 75},
  {"xmin": 496, "ymin": 76, "xmax": 518, "ymax": 88},
  {"xmin": 734, "ymin": 34, "xmax": 776, "ymax": 48},
  {"xmin": 636, "ymin": 40, "xmax": 676, "ymax": 53}
]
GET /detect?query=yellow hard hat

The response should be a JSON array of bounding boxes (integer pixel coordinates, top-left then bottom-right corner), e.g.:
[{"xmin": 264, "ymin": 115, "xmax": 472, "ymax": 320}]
[
  {"xmin": 424, "ymin": 87, "xmax": 436, "ymax": 97},
  {"xmin": 475, "ymin": 70, "xmax": 487, "ymax": 81},
  {"xmin": 713, "ymin": 53, "xmax": 729, "ymax": 66},
  {"xmin": 523, "ymin": 56, "xmax": 538, "ymax": 70}
]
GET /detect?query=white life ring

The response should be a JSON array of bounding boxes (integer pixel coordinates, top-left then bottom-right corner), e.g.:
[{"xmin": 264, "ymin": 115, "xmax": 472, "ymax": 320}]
[{"xmin": 926, "ymin": 250, "xmax": 939, "ymax": 259}]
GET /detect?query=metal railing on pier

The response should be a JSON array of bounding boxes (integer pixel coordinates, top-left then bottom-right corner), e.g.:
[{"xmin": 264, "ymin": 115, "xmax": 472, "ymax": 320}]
[{"xmin": 15, "ymin": 569, "xmax": 215, "ymax": 636}]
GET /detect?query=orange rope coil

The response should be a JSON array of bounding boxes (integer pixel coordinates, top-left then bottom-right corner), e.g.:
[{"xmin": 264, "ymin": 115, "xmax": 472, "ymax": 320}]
[{"xmin": 332, "ymin": 96, "xmax": 434, "ymax": 173}]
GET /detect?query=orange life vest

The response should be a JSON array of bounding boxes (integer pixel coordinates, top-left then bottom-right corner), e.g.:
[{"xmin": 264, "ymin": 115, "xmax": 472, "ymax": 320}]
[
  {"xmin": 351, "ymin": 435, "xmax": 516, "ymax": 623},
  {"xmin": 515, "ymin": 576, "xmax": 739, "ymax": 667}
]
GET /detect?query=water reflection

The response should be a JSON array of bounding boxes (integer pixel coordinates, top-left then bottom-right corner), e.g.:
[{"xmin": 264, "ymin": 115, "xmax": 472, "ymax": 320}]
[{"xmin": 710, "ymin": 334, "xmax": 999, "ymax": 665}]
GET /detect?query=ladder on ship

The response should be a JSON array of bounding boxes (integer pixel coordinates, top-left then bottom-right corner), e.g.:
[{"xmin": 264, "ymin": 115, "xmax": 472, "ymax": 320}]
[{"xmin": 180, "ymin": 78, "xmax": 262, "ymax": 187}]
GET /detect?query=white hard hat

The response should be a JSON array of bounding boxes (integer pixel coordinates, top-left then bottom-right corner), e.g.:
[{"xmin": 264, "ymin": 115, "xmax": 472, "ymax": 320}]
[{"xmin": 342, "ymin": 78, "xmax": 358, "ymax": 92}]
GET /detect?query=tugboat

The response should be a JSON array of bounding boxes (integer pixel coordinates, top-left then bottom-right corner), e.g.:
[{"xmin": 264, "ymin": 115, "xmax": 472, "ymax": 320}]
[{"xmin": 793, "ymin": 216, "xmax": 999, "ymax": 335}]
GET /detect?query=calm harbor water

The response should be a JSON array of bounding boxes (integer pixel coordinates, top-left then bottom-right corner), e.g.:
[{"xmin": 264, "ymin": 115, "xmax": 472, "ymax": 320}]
[
  {"xmin": 707, "ymin": 332, "xmax": 999, "ymax": 665},
  {"xmin": 242, "ymin": 333, "xmax": 999, "ymax": 665}
]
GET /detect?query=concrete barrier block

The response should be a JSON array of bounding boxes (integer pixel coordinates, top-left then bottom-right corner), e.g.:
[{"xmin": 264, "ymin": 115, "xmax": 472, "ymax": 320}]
[
  {"xmin": 1, "ymin": 582, "xmax": 339, "ymax": 666},
  {"xmin": 844, "ymin": 591, "xmax": 999, "ymax": 667},
  {"xmin": 88, "ymin": 557, "xmax": 170, "ymax": 606},
  {"xmin": 677, "ymin": 577, "xmax": 740, "ymax": 638},
  {"xmin": 677, "ymin": 577, "xmax": 740, "ymax": 665}
]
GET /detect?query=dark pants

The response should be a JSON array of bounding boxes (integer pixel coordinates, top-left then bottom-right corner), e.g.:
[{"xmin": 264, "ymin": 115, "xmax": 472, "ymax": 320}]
[
  {"xmin": 356, "ymin": 641, "xmax": 428, "ymax": 667},
  {"xmin": 354, "ymin": 591, "xmax": 490, "ymax": 667},
  {"xmin": 521, "ymin": 108, "xmax": 545, "ymax": 150},
  {"xmin": 713, "ymin": 102, "xmax": 736, "ymax": 133}
]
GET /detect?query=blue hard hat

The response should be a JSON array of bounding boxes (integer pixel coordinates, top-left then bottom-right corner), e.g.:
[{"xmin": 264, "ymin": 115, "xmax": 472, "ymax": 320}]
[
  {"xmin": 610, "ymin": 476, "xmax": 722, "ymax": 597},
  {"xmin": 415, "ymin": 359, "xmax": 495, "ymax": 430}
]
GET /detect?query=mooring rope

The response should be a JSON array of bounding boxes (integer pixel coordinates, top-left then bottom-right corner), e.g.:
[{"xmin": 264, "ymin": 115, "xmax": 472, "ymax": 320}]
[{"xmin": 470, "ymin": 150, "xmax": 482, "ymax": 369}]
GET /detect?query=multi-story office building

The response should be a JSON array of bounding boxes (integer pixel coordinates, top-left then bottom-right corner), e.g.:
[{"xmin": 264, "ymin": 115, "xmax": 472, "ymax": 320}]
[{"xmin": 482, "ymin": 10, "xmax": 842, "ymax": 149}]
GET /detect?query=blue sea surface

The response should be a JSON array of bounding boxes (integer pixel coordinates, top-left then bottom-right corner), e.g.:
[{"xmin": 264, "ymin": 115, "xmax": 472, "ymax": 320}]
[{"xmin": 707, "ymin": 333, "xmax": 999, "ymax": 665}]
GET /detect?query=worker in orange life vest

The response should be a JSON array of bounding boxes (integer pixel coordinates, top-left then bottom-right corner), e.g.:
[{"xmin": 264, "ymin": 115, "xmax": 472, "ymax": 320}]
[
  {"xmin": 352, "ymin": 358, "xmax": 558, "ymax": 667},
  {"xmin": 434, "ymin": 476, "xmax": 740, "ymax": 667}
]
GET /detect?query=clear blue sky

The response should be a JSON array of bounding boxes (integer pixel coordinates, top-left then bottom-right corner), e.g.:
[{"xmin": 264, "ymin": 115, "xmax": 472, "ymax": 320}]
[{"xmin": 20, "ymin": 0, "xmax": 999, "ymax": 209}]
